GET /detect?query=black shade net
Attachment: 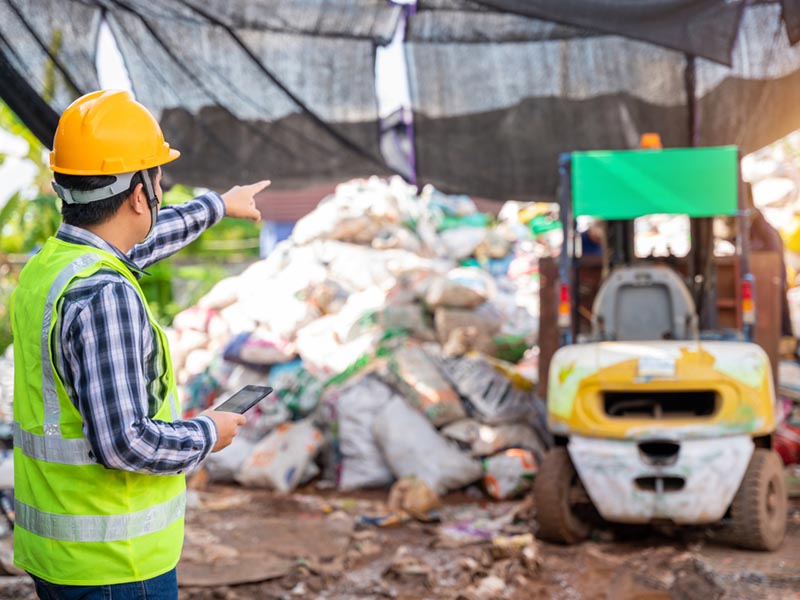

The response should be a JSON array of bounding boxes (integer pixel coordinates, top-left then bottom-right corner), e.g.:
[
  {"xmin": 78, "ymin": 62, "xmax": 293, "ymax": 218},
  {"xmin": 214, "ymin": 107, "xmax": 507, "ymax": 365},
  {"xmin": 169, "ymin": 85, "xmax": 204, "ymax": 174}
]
[
  {"xmin": 1, "ymin": 0, "xmax": 800, "ymax": 201},
  {"xmin": 411, "ymin": 0, "xmax": 748, "ymax": 65},
  {"xmin": 0, "ymin": 0, "xmax": 400, "ymax": 190},
  {"xmin": 407, "ymin": 0, "xmax": 800, "ymax": 200}
]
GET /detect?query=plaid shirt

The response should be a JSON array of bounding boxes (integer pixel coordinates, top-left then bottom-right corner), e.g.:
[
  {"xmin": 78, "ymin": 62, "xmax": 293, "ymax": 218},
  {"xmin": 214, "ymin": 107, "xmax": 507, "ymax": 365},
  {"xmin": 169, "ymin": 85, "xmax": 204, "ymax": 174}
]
[{"xmin": 52, "ymin": 193, "xmax": 225, "ymax": 475}]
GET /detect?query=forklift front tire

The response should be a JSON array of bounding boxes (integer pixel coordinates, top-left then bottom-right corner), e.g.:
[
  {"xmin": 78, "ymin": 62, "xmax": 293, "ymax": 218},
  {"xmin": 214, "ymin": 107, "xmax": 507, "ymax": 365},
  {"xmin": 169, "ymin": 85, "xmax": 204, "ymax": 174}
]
[{"xmin": 534, "ymin": 447, "xmax": 593, "ymax": 544}]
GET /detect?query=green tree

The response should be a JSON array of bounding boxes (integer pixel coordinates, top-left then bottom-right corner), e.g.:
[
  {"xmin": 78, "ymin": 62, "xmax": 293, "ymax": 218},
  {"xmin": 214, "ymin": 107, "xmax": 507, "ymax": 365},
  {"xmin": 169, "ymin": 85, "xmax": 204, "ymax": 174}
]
[
  {"xmin": 0, "ymin": 99, "xmax": 61, "ymax": 352},
  {"xmin": 0, "ymin": 101, "xmax": 61, "ymax": 255}
]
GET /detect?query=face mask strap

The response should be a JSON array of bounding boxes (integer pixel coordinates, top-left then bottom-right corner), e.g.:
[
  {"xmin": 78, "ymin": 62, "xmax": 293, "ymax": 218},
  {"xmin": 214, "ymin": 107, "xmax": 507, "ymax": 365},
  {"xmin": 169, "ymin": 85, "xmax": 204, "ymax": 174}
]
[{"xmin": 140, "ymin": 170, "xmax": 160, "ymax": 239}]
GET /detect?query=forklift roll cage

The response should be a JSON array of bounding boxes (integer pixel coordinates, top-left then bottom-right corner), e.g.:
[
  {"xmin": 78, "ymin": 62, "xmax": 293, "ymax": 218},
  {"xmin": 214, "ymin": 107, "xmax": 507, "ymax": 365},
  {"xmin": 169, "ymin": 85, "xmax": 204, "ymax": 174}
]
[{"xmin": 555, "ymin": 145, "xmax": 755, "ymax": 347}]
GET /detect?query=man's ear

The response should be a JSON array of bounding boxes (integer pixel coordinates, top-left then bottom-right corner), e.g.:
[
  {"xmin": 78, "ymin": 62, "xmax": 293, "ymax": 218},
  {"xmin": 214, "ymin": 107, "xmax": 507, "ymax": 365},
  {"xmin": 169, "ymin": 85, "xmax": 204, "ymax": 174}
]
[{"xmin": 128, "ymin": 183, "xmax": 146, "ymax": 215}]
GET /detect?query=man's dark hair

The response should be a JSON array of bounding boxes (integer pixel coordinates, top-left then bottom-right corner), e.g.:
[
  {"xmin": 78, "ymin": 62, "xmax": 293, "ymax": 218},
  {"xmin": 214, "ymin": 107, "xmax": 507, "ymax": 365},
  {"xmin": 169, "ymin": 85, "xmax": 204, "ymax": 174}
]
[{"xmin": 55, "ymin": 167, "xmax": 159, "ymax": 227}]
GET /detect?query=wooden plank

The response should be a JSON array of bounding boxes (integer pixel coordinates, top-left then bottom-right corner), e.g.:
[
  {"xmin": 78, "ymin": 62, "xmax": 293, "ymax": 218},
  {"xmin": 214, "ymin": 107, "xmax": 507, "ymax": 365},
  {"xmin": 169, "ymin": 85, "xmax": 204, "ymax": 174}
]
[
  {"xmin": 537, "ymin": 257, "xmax": 558, "ymax": 399},
  {"xmin": 714, "ymin": 255, "xmax": 740, "ymax": 330},
  {"xmin": 751, "ymin": 251, "xmax": 781, "ymax": 386}
]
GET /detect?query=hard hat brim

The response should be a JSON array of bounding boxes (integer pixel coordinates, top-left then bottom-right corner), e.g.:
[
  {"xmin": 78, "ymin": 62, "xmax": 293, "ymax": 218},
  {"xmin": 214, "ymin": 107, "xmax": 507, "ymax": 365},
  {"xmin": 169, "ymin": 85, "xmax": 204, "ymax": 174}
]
[{"xmin": 51, "ymin": 147, "xmax": 181, "ymax": 176}]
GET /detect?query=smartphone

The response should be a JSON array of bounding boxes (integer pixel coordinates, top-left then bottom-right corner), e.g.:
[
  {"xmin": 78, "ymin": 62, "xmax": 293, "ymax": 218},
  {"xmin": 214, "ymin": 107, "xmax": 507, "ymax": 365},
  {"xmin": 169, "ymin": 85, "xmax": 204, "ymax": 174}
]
[{"xmin": 213, "ymin": 385, "xmax": 273, "ymax": 414}]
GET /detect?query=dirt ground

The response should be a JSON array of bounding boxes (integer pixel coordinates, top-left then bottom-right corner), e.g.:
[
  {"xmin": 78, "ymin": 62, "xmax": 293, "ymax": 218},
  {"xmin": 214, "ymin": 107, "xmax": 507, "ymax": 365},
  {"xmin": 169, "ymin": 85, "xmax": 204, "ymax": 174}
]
[
  {"xmin": 0, "ymin": 484, "xmax": 797, "ymax": 600},
  {"xmin": 176, "ymin": 485, "xmax": 800, "ymax": 600}
]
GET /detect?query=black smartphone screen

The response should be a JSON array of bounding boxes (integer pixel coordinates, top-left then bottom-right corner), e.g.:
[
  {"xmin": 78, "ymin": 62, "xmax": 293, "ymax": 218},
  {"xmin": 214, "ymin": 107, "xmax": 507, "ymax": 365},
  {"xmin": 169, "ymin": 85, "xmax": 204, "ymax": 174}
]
[{"xmin": 213, "ymin": 385, "xmax": 273, "ymax": 414}]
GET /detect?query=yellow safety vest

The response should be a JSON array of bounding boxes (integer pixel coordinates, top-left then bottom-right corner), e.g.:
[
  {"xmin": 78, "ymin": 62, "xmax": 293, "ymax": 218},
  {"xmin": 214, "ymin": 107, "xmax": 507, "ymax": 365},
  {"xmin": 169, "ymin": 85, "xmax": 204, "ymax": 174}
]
[{"xmin": 11, "ymin": 237, "xmax": 186, "ymax": 585}]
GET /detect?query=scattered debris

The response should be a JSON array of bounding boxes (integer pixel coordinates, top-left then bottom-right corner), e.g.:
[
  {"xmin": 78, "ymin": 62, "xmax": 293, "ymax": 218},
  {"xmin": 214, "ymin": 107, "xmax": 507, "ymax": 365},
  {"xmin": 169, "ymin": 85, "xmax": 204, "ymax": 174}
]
[
  {"xmin": 387, "ymin": 477, "xmax": 442, "ymax": 520},
  {"xmin": 457, "ymin": 574, "xmax": 506, "ymax": 600},
  {"xmin": 383, "ymin": 546, "xmax": 433, "ymax": 587},
  {"xmin": 163, "ymin": 178, "xmax": 554, "ymax": 496}
]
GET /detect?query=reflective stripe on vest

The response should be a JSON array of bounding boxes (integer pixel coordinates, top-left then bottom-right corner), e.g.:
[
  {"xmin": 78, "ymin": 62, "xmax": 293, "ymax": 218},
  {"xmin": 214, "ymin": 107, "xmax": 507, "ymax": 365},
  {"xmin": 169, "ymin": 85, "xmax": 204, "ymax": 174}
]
[
  {"xmin": 168, "ymin": 389, "xmax": 179, "ymax": 421},
  {"xmin": 41, "ymin": 254, "xmax": 104, "ymax": 435},
  {"xmin": 16, "ymin": 255, "xmax": 104, "ymax": 466},
  {"xmin": 16, "ymin": 491, "xmax": 186, "ymax": 542},
  {"xmin": 13, "ymin": 423, "xmax": 95, "ymax": 465}
]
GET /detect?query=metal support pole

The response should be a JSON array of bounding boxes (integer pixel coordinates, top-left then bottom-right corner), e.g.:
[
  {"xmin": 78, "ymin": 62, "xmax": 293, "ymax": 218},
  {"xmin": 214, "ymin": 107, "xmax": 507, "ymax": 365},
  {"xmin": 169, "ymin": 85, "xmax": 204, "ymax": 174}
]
[{"xmin": 558, "ymin": 153, "xmax": 574, "ymax": 346}]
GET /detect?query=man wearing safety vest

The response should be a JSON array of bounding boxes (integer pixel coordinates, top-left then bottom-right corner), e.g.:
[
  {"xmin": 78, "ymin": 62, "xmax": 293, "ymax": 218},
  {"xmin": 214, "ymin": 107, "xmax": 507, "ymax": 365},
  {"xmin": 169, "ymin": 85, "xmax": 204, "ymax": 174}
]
[{"xmin": 10, "ymin": 89, "xmax": 267, "ymax": 598}]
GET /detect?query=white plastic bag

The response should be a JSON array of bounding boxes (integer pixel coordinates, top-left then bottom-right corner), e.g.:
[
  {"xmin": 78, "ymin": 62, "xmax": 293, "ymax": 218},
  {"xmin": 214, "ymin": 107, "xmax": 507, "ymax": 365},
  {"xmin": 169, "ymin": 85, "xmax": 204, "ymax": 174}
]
[
  {"xmin": 442, "ymin": 419, "xmax": 546, "ymax": 457},
  {"xmin": 483, "ymin": 449, "xmax": 538, "ymax": 500},
  {"xmin": 295, "ymin": 315, "xmax": 381, "ymax": 377},
  {"xmin": 387, "ymin": 344, "xmax": 466, "ymax": 426},
  {"xmin": 438, "ymin": 227, "xmax": 486, "ymax": 260},
  {"xmin": 205, "ymin": 436, "xmax": 257, "ymax": 483},
  {"xmin": 424, "ymin": 276, "xmax": 486, "ymax": 310},
  {"xmin": 442, "ymin": 355, "xmax": 535, "ymax": 424},
  {"xmin": 235, "ymin": 420, "xmax": 324, "ymax": 492},
  {"xmin": 223, "ymin": 328, "xmax": 295, "ymax": 366},
  {"xmin": 173, "ymin": 306, "xmax": 215, "ymax": 332},
  {"xmin": 372, "ymin": 397, "xmax": 482, "ymax": 495},
  {"xmin": 197, "ymin": 276, "xmax": 241, "ymax": 310},
  {"xmin": 238, "ymin": 290, "xmax": 319, "ymax": 340},
  {"xmin": 336, "ymin": 376, "xmax": 396, "ymax": 491}
]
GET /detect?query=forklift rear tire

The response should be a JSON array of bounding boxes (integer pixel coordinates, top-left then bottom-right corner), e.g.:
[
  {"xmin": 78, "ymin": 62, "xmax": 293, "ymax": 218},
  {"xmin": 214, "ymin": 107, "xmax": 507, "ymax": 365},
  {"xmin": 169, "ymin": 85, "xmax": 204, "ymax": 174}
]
[
  {"xmin": 727, "ymin": 448, "xmax": 787, "ymax": 551},
  {"xmin": 533, "ymin": 447, "xmax": 592, "ymax": 544}
]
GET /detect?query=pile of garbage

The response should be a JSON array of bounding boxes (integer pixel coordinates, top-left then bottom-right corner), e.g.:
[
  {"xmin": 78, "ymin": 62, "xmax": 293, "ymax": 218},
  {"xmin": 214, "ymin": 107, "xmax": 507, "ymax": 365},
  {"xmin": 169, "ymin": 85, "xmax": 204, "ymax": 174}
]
[{"xmin": 168, "ymin": 176, "xmax": 561, "ymax": 501}]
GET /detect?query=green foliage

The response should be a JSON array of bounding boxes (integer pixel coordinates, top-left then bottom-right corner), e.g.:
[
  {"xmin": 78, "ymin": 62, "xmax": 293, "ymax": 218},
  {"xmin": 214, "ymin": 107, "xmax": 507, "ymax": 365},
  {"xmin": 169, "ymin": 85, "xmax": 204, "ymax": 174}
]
[
  {"xmin": 0, "ymin": 99, "xmax": 61, "ymax": 256},
  {"xmin": 0, "ymin": 192, "xmax": 61, "ymax": 254},
  {"xmin": 0, "ymin": 99, "xmax": 62, "ymax": 352},
  {"xmin": 139, "ymin": 259, "xmax": 231, "ymax": 324},
  {"xmin": 162, "ymin": 184, "xmax": 197, "ymax": 206},
  {"xmin": 0, "ymin": 100, "xmax": 45, "ymax": 163},
  {"xmin": 162, "ymin": 184, "xmax": 261, "ymax": 258}
]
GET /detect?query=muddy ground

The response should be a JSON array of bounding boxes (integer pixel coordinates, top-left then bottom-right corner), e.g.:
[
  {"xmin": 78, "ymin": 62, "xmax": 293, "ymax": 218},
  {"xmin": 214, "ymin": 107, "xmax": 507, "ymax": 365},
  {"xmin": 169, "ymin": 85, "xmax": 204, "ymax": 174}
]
[{"xmin": 0, "ymin": 484, "xmax": 797, "ymax": 600}]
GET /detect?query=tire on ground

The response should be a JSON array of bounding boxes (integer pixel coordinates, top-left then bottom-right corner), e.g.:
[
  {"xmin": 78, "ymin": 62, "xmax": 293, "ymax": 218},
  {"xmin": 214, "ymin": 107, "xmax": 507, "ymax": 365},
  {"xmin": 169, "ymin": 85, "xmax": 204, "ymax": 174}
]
[
  {"xmin": 533, "ymin": 447, "xmax": 592, "ymax": 544},
  {"xmin": 726, "ymin": 448, "xmax": 787, "ymax": 551}
]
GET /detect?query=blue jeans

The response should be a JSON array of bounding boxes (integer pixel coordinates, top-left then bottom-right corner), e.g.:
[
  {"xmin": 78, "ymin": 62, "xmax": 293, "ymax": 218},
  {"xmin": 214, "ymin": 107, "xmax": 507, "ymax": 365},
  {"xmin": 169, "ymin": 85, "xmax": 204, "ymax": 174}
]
[{"xmin": 31, "ymin": 568, "xmax": 177, "ymax": 600}]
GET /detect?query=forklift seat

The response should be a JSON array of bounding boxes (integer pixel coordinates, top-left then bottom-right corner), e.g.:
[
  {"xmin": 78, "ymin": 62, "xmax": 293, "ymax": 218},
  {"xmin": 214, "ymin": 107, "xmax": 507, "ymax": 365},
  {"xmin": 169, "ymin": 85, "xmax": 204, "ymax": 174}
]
[{"xmin": 591, "ymin": 265, "xmax": 699, "ymax": 341}]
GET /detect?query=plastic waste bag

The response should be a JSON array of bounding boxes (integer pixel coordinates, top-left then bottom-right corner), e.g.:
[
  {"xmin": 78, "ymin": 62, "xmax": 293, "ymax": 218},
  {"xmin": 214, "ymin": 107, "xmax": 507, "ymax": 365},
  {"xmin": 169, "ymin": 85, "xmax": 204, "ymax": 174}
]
[
  {"xmin": 387, "ymin": 344, "xmax": 466, "ymax": 426},
  {"xmin": 441, "ymin": 354, "xmax": 534, "ymax": 424},
  {"xmin": 483, "ymin": 449, "xmax": 538, "ymax": 500},
  {"xmin": 336, "ymin": 375, "xmax": 396, "ymax": 491},
  {"xmin": 235, "ymin": 420, "xmax": 324, "ymax": 492},
  {"xmin": 372, "ymin": 397, "xmax": 482, "ymax": 495}
]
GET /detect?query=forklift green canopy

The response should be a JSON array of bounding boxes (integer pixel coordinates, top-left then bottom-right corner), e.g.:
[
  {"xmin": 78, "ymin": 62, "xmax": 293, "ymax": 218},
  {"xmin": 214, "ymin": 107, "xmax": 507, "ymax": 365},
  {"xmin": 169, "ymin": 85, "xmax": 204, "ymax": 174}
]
[{"xmin": 571, "ymin": 146, "xmax": 739, "ymax": 219}]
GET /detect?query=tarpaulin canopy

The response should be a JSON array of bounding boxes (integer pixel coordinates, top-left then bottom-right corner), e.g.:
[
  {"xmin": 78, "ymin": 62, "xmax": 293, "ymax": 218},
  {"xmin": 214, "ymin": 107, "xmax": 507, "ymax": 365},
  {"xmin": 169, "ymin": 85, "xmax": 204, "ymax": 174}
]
[
  {"xmin": 0, "ymin": 0, "xmax": 400, "ymax": 190},
  {"xmin": 571, "ymin": 146, "xmax": 739, "ymax": 219},
  {"xmin": 407, "ymin": 0, "xmax": 800, "ymax": 201},
  {"xmin": 1, "ymin": 0, "xmax": 800, "ymax": 200}
]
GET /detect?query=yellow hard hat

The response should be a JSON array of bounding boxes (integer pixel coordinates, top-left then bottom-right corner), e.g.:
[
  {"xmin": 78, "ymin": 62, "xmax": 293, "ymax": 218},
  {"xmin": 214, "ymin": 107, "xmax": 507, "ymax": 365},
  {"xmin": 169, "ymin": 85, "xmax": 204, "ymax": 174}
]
[{"xmin": 50, "ymin": 89, "xmax": 180, "ymax": 175}]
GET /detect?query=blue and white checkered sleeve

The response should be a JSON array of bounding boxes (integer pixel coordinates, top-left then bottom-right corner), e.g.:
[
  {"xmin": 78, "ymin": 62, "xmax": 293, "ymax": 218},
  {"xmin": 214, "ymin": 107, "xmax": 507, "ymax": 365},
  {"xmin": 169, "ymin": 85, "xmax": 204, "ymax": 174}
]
[
  {"xmin": 63, "ymin": 280, "xmax": 217, "ymax": 475},
  {"xmin": 127, "ymin": 192, "xmax": 226, "ymax": 269}
]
